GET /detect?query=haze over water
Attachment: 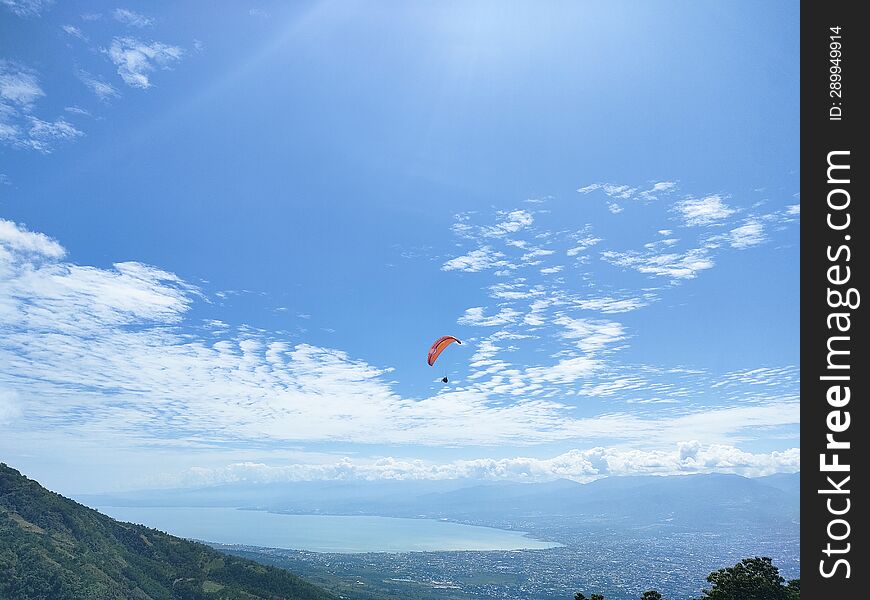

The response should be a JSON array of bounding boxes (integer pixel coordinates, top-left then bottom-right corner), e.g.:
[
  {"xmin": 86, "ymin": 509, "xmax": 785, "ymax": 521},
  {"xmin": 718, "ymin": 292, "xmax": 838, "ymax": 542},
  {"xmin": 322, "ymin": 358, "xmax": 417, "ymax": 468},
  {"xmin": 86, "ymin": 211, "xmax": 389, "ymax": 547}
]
[{"xmin": 97, "ymin": 506, "xmax": 561, "ymax": 553}]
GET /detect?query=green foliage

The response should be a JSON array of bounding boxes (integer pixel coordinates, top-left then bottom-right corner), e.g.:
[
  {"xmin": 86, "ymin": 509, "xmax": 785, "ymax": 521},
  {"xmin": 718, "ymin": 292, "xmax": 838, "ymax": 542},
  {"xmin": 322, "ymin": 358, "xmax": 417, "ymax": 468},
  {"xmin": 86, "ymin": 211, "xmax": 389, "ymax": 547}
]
[
  {"xmin": 0, "ymin": 463, "xmax": 337, "ymax": 600},
  {"xmin": 641, "ymin": 591, "xmax": 663, "ymax": 600},
  {"xmin": 697, "ymin": 557, "xmax": 799, "ymax": 600},
  {"xmin": 574, "ymin": 594, "xmax": 604, "ymax": 600}
]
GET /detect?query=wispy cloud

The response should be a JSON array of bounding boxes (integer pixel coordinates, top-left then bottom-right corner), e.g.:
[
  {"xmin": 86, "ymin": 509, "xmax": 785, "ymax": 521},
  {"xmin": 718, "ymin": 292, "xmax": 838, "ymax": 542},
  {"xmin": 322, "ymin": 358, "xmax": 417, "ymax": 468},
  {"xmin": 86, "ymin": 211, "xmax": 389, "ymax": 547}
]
[
  {"xmin": 638, "ymin": 180, "xmax": 677, "ymax": 201},
  {"xmin": 78, "ymin": 70, "xmax": 121, "ymax": 101},
  {"xmin": 566, "ymin": 233, "xmax": 602, "ymax": 256},
  {"xmin": 1, "ymin": 62, "xmax": 83, "ymax": 152},
  {"xmin": 61, "ymin": 24, "xmax": 88, "ymax": 41},
  {"xmin": 1, "ymin": 0, "xmax": 53, "ymax": 17},
  {"xmin": 442, "ymin": 246, "xmax": 510, "ymax": 273},
  {"xmin": 1, "ymin": 219, "xmax": 799, "ymax": 454},
  {"xmin": 578, "ymin": 181, "xmax": 678, "ymax": 204},
  {"xmin": 553, "ymin": 316, "xmax": 626, "ymax": 353},
  {"xmin": 64, "ymin": 106, "xmax": 91, "ymax": 116},
  {"xmin": 0, "ymin": 219, "xmax": 66, "ymax": 258},
  {"xmin": 106, "ymin": 37, "xmax": 183, "ymax": 89},
  {"xmin": 113, "ymin": 8, "xmax": 153, "ymax": 28},
  {"xmin": 458, "ymin": 307, "xmax": 522, "ymax": 327},
  {"xmin": 0, "ymin": 389, "xmax": 22, "ymax": 424},
  {"xmin": 727, "ymin": 220, "xmax": 766, "ymax": 249},
  {"xmin": 24, "ymin": 117, "xmax": 84, "ymax": 152},
  {"xmin": 573, "ymin": 295, "xmax": 653, "ymax": 314},
  {"xmin": 168, "ymin": 442, "xmax": 799, "ymax": 486},
  {"xmin": 674, "ymin": 195, "xmax": 735, "ymax": 226},
  {"xmin": 602, "ymin": 247, "xmax": 714, "ymax": 280},
  {"xmin": 577, "ymin": 183, "xmax": 637, "ymax": 199},
  {"xmin": 452, "ymin": 209, "xmax": 534, "ymax": 239},
  {"xmin": 488, "ymin": 281, "xmax": 544, "ymax": 300},
  {"xmin": 0, "ymin": 61, "xmax": 44, "ymax": 107}
]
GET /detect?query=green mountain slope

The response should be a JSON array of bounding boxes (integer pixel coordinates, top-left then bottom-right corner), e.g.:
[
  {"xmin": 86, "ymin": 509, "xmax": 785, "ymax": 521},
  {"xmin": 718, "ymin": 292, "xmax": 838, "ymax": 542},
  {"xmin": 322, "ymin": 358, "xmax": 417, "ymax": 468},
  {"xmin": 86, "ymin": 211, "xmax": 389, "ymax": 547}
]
[{"xmin": 0, "ymin": 463, "xmax": 338, "ymax": 600}]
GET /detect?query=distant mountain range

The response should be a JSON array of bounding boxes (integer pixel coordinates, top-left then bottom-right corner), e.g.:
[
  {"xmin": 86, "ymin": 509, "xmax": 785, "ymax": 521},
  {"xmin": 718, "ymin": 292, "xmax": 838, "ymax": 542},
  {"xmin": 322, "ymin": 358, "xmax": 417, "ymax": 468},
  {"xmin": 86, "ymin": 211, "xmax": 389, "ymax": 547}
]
[
  {"xmin": 79, "ymin": 472, "xmax": 800, "ymax": 535},
  {"xmin": 0, "ymin": 463, "xmax": 336, "ymax": 600}
]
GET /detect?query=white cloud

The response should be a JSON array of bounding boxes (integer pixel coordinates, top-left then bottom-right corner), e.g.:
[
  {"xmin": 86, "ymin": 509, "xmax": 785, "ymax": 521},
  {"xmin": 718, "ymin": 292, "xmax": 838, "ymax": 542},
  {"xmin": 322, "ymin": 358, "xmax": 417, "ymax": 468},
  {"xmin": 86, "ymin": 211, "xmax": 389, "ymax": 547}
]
[
  {"xmin": 607, "ymin": 202, "xmax": 623, "ymax": 214},
  {"xmin": 1, "ymin": 62, "xmax": 83, "ymax": 152},
  {"xmin": 106, "ymin": 37, "xmax": 183, "ymax": 89},
  {"xmin": 576, "ymin": 183, "xmax": 602, "ymax": 194},
  {"xmin": 553, "ymin": 316, "xmax": 626, "ymax": 353},
  {"xmin": 113, "ymin": 8, "xmax": 153, "ymax": 27},
  {"xmin": 580, "ymin": 376, "xmax": 649, "ymax": 397},
  {"xmin": 648, "ymin": 181, "xmax": 677, "ymax": 193},
  {"xmin": 441, "ymin": 246, "xmax": 509, "ymax": 272},
  {"xmin": 540, "ymin": 265, "xmax": 563, "ymax": 274},
  {"xmin": 61, "ymin": 24, "xmax": 88, "ymax": 41},
  {"xmin": 567, "ymin": 234, "xmax": 602, "ymax": 256},
  {"xmin": 458, "ymin": 306, "xmax": 521, "ymax": 327},
  {"xmin": 578, "ymin": 182, "xmax": 660, "ymax": 201},
  {"xmin": 602, "ymin": 247, "xmax": 714, "ymax": 280},
  {"xmin": 574, "ymin": 295, "xmax": 652, "ymax": 314},
  {"xmin": 524, "ymin": 356, "xmax": 601, "ymax": 385},
  {"xmin": 711, "ymin": 366, "xmax": 799, "ymax": 389},
  {"xmin": 639, "ymin": 181, "xmax": 677, "ymax": 201},
  {"xmin": 469, "ymin": 338, "xmax": 501, "ymax": 365},
  {"xmin": 25, "ymin": 117, "xmax": 84, "ymax": 152},
  {"xmin": 0, "ymin": 219, "xmax": 604, "ymax": 448},
  {"xmin": 674, "ymin": 195, "xmax": 735, "ymax": 226},
  {"xmin": 2, "ymin": 173, "xmax": 802, "ymax": 482},
  {"xmin": 523, "ymin": 298, "xmax": 552, "ymax": 326},
  {"xmin": 0, "ymin": 388, "xmax": 22, "ymax": 423},
  {"xmin": 601, "ymin": 184, "xmax": 636, "ymax": 199},
  {"xmin": 168, "ymin": 443, "xmax": 799, "ymax": 486},
  {"xmin": 451, "ymin": 210, "xmax": 534, "ymax": 240},
  {"xmin": 64, "ymin": 106, "xmax": 91, "ymax": 116},
  {"xmin": 7, "ymin": 220, "xmax": 781, "ymax": 454},
  {"xmin": 1, "ymin": 0, "xmax": 53, "ymax": 17},
  {"xmin": 78, "ymin": 71, "xmax": 120, "ymax": 101},
  {"xmin": 786, "ymin": 204, "xmax": 800, "ymax": 215},
  {"xmin": 488, "ymin": 282, "xmax": 543, "ymax": 300},
  {"xmin": 729, "ymin": 220, "xmax": 765, "ymax": 249},
  {"xmin": 0, "ymin": 219, "xmax": 67, "ymax": 259},
  {"xmin": 0, "ymin": 121, "xmax": 18, "ymax": 143},
  {"xmin": 0, "ymin": 61, "xmax": 44, "ymax": 107},
  {"xmin": 482, "ymin": 210, "xmax": 534, "ymax": 237},
  {"xmin": 521, "ymin": 248, "xmax": 554, "ymax": 262}
]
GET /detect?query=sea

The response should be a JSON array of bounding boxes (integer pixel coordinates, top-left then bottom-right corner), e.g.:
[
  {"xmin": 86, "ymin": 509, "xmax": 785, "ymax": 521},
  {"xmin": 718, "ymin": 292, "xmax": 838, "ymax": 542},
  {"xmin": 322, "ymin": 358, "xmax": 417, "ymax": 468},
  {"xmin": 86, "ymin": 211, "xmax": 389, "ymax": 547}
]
[{"xmin": 96, "ymin": 506, "xmax": 561, "ymax": 553}]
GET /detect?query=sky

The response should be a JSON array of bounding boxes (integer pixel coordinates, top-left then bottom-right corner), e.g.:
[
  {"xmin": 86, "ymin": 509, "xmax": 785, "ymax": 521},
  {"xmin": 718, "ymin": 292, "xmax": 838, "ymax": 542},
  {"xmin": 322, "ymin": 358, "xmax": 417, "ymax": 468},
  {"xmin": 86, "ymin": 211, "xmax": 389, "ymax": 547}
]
[{"xmin": 1, "ymin": 1, "xmax": 799, "ymax": 495}]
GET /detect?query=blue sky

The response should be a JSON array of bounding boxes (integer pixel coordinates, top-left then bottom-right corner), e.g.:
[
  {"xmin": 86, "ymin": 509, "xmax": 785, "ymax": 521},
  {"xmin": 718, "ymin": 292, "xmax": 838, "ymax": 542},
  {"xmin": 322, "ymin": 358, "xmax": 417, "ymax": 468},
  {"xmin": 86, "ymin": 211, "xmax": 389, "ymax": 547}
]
[{"xmin": 1, "ymin": 1, "xmax": 799, "ymax": 494}]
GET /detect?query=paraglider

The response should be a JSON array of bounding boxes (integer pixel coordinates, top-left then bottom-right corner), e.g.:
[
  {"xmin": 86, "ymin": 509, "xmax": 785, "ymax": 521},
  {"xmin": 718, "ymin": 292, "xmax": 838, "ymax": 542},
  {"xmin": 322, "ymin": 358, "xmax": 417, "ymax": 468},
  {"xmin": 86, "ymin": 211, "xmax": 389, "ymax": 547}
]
[{"xmin": 428, "ymin": 335, "xmax": 461, "ymax": 382}]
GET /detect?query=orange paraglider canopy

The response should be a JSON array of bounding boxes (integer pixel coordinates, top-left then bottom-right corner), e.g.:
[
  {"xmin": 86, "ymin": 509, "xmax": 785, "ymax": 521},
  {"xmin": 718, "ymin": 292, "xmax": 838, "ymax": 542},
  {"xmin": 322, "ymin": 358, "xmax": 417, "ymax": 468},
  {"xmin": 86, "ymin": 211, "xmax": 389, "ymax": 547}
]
[{"xmin": 427, "ymin": 335, "xmax": 461, "ymax": 366}]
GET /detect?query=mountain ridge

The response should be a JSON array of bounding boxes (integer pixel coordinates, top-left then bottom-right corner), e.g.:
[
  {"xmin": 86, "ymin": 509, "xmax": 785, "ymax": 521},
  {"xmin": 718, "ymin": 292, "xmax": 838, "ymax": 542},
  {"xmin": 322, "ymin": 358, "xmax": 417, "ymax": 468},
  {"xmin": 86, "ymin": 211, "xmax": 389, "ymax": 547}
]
[{"xmin": 0, "ymin": 462, "xmax": 338, "ymax": 600}]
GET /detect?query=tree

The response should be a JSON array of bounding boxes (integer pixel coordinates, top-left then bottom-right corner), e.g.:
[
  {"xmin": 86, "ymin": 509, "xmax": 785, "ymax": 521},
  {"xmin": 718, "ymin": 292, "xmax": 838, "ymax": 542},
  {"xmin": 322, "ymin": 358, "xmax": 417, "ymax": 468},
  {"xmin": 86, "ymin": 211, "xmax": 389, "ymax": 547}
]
[
  {"xmin": 575, "ymin": 594, "xmax": 604, "ymax": 600},
  {"xmin": 642, "ymin": 591, "xmax": 663, "ymax": 600},
  {"xmin": 698, "ymin": 557, "xmax": 799, "ymax": 600}
]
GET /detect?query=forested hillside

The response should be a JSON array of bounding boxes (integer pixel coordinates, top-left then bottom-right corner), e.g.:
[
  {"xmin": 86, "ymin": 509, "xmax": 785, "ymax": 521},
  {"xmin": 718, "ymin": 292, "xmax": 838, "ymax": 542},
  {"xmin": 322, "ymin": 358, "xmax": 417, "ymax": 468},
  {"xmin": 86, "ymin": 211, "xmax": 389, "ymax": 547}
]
[{"xmin": 0, "ymin": 463, "xmax": 337, "ymax": 600}]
